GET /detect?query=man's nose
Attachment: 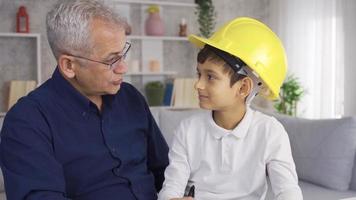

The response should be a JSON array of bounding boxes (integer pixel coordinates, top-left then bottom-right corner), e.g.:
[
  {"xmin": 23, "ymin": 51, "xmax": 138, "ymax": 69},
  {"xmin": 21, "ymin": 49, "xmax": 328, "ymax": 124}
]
[{"xmin": 112, "ymin": 60, "xmax": 128, "ymax": 74}]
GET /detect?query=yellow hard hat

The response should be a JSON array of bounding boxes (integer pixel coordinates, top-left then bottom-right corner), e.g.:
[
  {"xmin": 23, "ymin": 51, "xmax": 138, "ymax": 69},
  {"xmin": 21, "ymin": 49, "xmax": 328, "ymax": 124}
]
[{"xmin": 188, "ymin": 17, "xmax": 287, "ymax": 100}]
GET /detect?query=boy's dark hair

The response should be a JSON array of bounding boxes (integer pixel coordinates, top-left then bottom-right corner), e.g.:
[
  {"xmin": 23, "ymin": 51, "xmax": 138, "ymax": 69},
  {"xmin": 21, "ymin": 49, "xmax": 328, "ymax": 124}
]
[{"xmin": 197, "ymin": 45, "xmax": 247, "ymax": 86}]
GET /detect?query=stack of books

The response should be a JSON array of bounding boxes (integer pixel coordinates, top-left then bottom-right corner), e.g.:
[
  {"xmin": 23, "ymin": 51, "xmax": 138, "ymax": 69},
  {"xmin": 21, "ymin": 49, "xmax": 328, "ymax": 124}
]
[
  {"xmin": 7, "ymin": 80, "xmax": 37, "ymax": 111},
  {"xmin": 169, "ymin": 78, "xmax": 199, "ymax": 108}
]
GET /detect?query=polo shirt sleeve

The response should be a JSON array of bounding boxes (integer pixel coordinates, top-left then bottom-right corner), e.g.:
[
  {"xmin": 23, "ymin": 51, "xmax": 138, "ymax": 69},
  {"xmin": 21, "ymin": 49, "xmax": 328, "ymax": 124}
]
[
  {"xmin": 0, "ymin": 98, "xmax": 68, "ymax": 200},
  {"xmin": 266, "ymin": 118, "xmax": 303, "ymax": 200},
  {"xmin": 158, "ymin": 120, "xmax": 191, "ymax": 200}
]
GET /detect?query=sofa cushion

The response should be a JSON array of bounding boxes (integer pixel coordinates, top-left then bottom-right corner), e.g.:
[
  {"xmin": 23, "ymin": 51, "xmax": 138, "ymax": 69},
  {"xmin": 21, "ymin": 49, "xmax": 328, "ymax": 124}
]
[
  {"xmin": 350, "ymin": 154, "xmax": 356, "ymax": 191},
  {"xmin": 266, "ymin": 180, "xmax": 356, "ymax": 200},
  {"xmin": 0, "ymin": 170, "xmax": 3, "ymax": 192},
  {"xmin": 275, "ymin": 115, "xmax": 356, "ymax": 191}
]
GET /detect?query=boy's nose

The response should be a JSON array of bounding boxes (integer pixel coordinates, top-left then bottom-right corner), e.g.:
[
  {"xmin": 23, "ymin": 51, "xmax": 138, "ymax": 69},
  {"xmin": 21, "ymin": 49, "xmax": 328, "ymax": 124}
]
[{"xmin": 194, "ymin": 78, "xmax": 204, "ymax": 90}]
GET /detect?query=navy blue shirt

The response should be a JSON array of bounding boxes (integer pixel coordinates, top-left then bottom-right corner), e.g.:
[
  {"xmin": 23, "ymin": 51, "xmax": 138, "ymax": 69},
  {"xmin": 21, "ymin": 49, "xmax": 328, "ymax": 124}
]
[{"xmin": 0, "ymin": 68, "xmax": 169, "ymax": 200}]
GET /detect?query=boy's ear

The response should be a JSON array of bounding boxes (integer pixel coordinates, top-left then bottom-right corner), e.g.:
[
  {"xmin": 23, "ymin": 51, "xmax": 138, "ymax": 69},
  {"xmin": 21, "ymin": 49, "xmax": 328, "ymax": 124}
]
[
  {"xmin": 237, "ymin": 77, "xmax": 253, "ymax": 98},
  {"xmin": 58, "ymin": 55, "xmax": 77, "ymax": 79}
]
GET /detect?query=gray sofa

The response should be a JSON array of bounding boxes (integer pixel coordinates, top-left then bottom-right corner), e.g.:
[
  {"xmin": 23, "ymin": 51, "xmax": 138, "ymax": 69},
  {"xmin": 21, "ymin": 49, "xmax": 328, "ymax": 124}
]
[
  {"xmin": 1, "ymin": 109, "xmax": 356, "ymax": 200},
  {"xmin": 150, "ymin": 107, "xmax": 356, "ymax": 200}
]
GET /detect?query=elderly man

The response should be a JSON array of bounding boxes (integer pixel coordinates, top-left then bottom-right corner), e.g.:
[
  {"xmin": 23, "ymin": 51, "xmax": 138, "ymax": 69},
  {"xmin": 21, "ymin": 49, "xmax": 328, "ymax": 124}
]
[{"xmin": 0, "ymin": 0, "xmax": 169, "ymax": 199}]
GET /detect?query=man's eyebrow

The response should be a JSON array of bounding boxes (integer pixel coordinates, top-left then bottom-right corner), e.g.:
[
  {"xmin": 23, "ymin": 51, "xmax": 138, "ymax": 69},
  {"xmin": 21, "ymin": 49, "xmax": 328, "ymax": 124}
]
[
  {"xmin": 103, "ymin": 44, "xmax": 127, "ymax": 60},
  {"xmin": 104, "ymin": 52, "xmax": 120, "ymax": 60}
]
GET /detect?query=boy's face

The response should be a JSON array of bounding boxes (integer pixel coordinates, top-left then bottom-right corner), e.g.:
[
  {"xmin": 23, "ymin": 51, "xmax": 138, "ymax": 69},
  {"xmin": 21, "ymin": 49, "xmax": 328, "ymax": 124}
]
[{"xmin": 195, "ymin": 59, "xmax": 245, "ymax": 110}]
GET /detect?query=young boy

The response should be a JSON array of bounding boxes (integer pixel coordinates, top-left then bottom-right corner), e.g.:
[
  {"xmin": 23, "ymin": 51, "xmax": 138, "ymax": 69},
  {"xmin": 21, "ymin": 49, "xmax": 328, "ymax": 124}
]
[{"xmin": 158, "ymin": 17, "xmax": 303, "ymax": 200}]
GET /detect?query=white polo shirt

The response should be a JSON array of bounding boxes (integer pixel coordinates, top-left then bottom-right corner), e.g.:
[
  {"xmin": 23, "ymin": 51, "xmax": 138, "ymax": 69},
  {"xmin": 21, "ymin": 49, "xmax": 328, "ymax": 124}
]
[{"xmin": 158, "ymin": 107, "xmax": 303, "ymax": 200}]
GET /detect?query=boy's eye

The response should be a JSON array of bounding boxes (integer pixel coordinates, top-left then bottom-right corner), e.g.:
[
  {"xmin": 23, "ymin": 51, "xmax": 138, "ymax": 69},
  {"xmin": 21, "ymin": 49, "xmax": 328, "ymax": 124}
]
[{"xmin": 207, "ymin": 74, "xmax": 214, "ymax": 80}]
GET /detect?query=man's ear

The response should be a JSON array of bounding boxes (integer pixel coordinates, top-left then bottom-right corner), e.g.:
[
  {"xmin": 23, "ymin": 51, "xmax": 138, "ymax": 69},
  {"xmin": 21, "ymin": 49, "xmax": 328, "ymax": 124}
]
[
  {"xmin": 58, "ymin": 55, "xmax": 76, "ymax": 79},
  {"xmin": 237, "ymin": 77, "xmax": 253, "ymax": 98}
]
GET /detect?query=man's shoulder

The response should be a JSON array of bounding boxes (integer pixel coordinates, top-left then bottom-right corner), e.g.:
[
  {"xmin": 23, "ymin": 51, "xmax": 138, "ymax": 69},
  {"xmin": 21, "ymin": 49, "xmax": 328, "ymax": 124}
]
[
  {"xmin": 117, "ymin": 82, "xmax": 142, "ymax": 98},
  {"xmin": 114, "ymin": 82, "xmax": 146, "ymax": 107},
  {"xmin": 6, "ymin": 80, "xmax": 54, "ymax": 118}
]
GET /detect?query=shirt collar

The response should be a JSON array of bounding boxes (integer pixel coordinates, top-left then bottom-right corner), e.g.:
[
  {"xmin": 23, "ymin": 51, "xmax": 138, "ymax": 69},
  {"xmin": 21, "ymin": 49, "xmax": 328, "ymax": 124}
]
[
  {"xmin": 208, "ymin": 107, "xmax": 253, "ymax": 140},
  {"xmin": 51, "ymin": 67, "xmax": 116, "ymax": 113}
]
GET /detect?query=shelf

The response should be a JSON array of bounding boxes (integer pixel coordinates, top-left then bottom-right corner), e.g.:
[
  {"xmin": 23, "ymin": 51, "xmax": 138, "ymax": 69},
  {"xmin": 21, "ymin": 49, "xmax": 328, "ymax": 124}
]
[
  {"xmin": 127, "ymin": 35, "xmax": 188, "ymax": 41},
  {"xmin": 0, "ymin": 32, "xmax": 42, "ymax": 113},
  {"xmin": 0, "ymin": 32, "xmax": 41, "ymax": 38},
  {"xmin": 112, "ymin": 0, "xmax": 196, "ymax": 7},
  {"xmin": 126, "ymin": 71, "xmax": 177, "ymax": 76},
  {"xmin": 0, "ymin": 32, "xmax": 42, "ymax": 84}
]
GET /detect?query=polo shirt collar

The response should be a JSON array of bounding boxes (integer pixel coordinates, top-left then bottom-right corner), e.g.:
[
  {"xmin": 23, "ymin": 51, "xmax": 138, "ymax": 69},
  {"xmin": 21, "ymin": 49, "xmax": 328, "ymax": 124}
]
[{"xmin": 208, "ymin": 107, "xmax": 253, "ymax": 140}]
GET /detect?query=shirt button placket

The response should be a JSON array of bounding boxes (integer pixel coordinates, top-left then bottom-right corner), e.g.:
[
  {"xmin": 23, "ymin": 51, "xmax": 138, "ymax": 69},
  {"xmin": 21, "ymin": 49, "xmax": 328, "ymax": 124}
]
[
  {"xmin": 101, "ymin": 117, "xmax": 118, "ymax": 159},
  {"xmin": 222, "ymin": 136, "xmax": 233, "ymax": 171}
]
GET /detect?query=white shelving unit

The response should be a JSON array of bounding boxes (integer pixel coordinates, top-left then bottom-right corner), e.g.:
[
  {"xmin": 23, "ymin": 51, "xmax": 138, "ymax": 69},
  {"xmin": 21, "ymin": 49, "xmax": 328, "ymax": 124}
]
[
  {"xmin": 112, "ymin": 0, "xmax": 195, "ymax": 91},
  {"xmin": 0, "ymin": 32, "xmax": 41, "ymax": 84},
  {"xmin": 0, "ymin": 32, "xmax": 41, "ymax": 114}
]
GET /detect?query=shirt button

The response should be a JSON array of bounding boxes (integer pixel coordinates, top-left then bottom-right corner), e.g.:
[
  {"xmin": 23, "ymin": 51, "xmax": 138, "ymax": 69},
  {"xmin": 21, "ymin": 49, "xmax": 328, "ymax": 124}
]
[{"xmin": 82, "ymin": 112, "xmax": 86, "ymax": 117}]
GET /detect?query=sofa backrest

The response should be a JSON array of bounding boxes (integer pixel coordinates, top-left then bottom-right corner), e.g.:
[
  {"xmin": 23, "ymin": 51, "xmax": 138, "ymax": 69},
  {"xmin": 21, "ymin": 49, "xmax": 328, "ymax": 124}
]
[{"xmin": 273, "ymin": 114, "xmax": 356, "ymax": 191}]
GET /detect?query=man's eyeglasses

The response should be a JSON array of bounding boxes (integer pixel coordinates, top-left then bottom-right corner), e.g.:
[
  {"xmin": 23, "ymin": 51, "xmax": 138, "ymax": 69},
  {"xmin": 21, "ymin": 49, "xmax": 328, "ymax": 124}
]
[{"xmin": 67, "ymin": 42, "xmax": 131, "ymax": 70}]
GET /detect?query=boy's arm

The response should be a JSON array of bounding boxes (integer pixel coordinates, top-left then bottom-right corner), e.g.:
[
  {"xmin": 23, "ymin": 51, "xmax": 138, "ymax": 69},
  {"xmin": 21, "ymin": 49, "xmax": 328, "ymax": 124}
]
[
  {"xmin": 158, "ymin": 122, "xmax": 191, "ymax": 200},
  {"xmin": 267, "ymin": 120, "xmax": 303, "ymax": 200}
]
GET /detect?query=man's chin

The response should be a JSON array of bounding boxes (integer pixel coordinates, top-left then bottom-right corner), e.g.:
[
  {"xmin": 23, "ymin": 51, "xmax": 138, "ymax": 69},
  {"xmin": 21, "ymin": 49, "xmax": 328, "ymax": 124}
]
[{"xmin": 106, "ymin": 86, "xmax": 121, "ymax": 95}]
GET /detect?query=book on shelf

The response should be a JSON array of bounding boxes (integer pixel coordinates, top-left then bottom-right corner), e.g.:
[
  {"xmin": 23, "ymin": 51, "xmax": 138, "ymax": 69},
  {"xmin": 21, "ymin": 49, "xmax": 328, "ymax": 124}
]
[
  {"xmin": 7, "ymin": 80, "xmax": 37, "ymax": 111},
  {"xmin": 163, "ymin": 81, "xmax": 174, "ymax": 106},
  {"xmin": 171, "ymin": 78, "xmax": 199, "ymax": 108}
]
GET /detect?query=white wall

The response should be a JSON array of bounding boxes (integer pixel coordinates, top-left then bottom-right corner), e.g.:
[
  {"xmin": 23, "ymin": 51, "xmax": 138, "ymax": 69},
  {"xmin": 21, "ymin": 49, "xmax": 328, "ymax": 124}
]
[
  {"xmin": 343, "ymin": 0, "xmax": 356, "ymax": 116},
  {"xmin": 267, "ymin": 0, "xmax": 356, "ymax": 118}
]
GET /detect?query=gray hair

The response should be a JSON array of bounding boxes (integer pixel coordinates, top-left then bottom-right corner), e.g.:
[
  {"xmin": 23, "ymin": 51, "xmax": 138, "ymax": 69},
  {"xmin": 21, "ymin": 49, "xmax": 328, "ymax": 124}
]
[{"xmin": 46, "ymin": 0, "xmax": 126, "ymax": 59}]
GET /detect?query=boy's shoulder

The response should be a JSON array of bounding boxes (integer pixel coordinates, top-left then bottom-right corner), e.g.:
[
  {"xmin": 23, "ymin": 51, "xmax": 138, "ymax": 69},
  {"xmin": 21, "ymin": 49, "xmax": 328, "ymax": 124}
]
[
  {"xmin": 250, "ymin": 108, "xmax": 285, "ymax": 130},
  {"xmin": 251, "ymin": 108, "xmax": 276, "ymax": 121}
]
